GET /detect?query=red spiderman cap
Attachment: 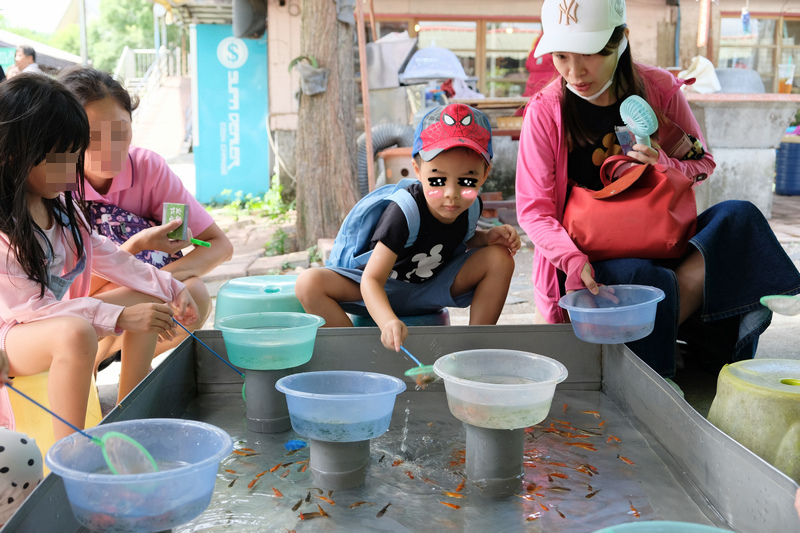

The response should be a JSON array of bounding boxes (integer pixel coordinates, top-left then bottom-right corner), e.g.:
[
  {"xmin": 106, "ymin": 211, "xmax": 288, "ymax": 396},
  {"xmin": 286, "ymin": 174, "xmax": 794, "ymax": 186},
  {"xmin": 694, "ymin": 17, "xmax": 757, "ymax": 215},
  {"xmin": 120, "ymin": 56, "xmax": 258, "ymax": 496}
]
[{"xmin": 412, "ymin": 103, "xmax": 493, "ymax": 165}]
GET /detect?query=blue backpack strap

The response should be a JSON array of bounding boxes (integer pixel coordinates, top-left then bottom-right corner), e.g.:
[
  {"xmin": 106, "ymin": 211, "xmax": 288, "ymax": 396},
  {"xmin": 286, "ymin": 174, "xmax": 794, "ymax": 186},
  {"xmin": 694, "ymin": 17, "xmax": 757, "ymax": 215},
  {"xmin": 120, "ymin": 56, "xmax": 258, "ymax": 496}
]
[
  {"xmin": 386, "ymin": 186, "xmax": 420, "ymax": 249},
  {"xmin": 464, "ymin": 198, "xmax": 481, "ymax": 243}
]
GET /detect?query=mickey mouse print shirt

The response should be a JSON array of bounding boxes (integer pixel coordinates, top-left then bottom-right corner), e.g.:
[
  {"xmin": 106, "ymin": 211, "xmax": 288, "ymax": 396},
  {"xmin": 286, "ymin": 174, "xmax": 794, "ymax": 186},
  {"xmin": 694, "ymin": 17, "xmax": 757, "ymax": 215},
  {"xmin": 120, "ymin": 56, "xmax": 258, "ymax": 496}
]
[{"xmin": 368, "ymin": 182, "xmax": 481, "ymax": 283}]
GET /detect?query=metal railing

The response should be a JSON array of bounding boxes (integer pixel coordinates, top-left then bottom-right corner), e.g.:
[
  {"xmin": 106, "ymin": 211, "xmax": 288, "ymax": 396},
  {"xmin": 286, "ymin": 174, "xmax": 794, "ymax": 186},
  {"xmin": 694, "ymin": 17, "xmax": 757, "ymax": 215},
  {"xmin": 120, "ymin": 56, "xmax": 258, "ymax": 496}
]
[{"xmin": 112, "ymin": 45, "xmax": 180, "ymax": 121}]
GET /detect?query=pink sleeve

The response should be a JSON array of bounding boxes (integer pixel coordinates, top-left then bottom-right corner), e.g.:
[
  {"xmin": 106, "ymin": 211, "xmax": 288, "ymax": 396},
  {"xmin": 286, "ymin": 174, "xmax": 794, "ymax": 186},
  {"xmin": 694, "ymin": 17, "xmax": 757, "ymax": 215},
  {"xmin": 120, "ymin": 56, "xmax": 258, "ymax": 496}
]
[
  {"xmin": 89, "ymin": 232, "xmax": 186, "ymax": 302},
  {"xmin": 134, "ymin": 149, "xmax": 216, "ymax": 237},
  {"xmin": 515, "ymin": 98, "xmax": 590, "ymax": 291},
  {"xmin": 0, "ymin": 238, "xmax": 125, "ymax": 338}
]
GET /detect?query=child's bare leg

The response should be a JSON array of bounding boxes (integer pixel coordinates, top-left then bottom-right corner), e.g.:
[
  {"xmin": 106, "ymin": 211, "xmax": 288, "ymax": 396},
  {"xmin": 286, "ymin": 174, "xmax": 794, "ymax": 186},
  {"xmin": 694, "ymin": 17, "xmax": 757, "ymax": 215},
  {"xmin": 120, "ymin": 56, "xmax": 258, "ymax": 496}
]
[
  {"xmin": 451, "ymin": 245, "xmax": 515, "ymax": 325},
  {"xmin": 6, "ymin": 318, "xmax": 98, "ymax": 440},
  {"xmin": 93, "ymin": 287, "xmax": 168, "ymax": 402},
  {"xmin": 295, "ymin": 269, "xmax": 362, "ymax": 327}
]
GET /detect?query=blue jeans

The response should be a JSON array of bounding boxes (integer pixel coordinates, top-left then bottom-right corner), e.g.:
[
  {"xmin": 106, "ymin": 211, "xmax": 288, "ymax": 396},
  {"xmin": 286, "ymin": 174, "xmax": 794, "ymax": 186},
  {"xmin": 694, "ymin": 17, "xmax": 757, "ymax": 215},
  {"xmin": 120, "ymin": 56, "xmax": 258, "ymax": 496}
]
[{"xmin": 592, "ymin": 200, "xmax": 800, "ymax": 378}]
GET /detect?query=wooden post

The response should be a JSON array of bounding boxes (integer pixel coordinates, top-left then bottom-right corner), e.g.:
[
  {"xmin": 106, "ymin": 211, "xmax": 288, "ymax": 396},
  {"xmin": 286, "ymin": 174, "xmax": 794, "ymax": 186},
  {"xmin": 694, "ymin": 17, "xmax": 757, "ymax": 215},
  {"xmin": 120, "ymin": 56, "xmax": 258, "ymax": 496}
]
[
  {"xmin": 368, "ymin": 0, "xmax": 377, "ymax": 43},
  {"xmin": 356, "ymin": 0, "xmax": 375, "ymax": 193}
]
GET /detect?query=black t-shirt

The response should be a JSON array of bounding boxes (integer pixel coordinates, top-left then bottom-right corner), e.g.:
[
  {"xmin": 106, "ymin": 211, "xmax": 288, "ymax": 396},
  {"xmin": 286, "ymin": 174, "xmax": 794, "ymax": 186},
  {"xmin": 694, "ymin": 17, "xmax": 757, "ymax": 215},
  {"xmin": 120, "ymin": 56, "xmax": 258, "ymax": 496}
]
[
  {"xmin": 367, "ymin": 181, "xmax": 481, "ymax": 283},
  {"xmin": 567, "ymin": 97, "xmax": 626, "ymax": 190}
]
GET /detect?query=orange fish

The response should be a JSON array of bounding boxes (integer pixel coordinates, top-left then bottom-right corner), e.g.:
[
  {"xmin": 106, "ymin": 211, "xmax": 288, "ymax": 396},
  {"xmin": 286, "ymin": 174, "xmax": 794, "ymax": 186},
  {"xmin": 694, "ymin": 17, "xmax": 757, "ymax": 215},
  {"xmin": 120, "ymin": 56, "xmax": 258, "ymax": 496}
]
[
  {"xmin": 527, "ymin": 513, "xmax": 541, "ymax": 521},
  {"xmin": 349, "ymin": 501, "xmax": 375, "ymax": 508},
  {"xmin": 565, "ymin": 442, "xmax": 597, "ymax": 451},
  {"xmin": 455, "ymin": 477, "xmax": 466, "ymax": 492},
  {"xmin": 617, "ymin": 454, "xmax": 635, "ymax": 465},
  {"xmin": 538, "ymin": 501, "xmax": 549, "ymax": 512},
  {"xmin": 552, "ymin": 419, "xmax": 571, "ymax": 426},
  {"xmin": 232, "ymin": 450, "xmax": 258, "ymax": 456},
  {"xmin": 563, "ymin": 403, "xmax": 568, "ymax": 412},
  {"xmin": 317, "ymin": 503, "xmax": 329, "ymax": 517},
  {"xmin": 240, "ymin": 447, "xmax": 256, "ymax": 453},
  {"xmin": 247, "ymin": 478, "xmax": 258, "ymax": 489},
  {"xmin": 629, "ymin": 500, "xmax": 640, "ymax": 517},
  {"xmin": 548, "ymin": 462, "xmax": 568, "ymax": 467},
  {"xmin": 280, "ymin": 469, "xmax": 290, "ymax": 478},
  {"xmin": 581, "ymin": 410, "xmax": 601, "ymax": 418},
  {"xmin": 392, "ymin": 459, "xmax": 404, "ymax": 467},
  {"xmin": 608, "ymin": 435, "xmax": 621, "ymax": 443},
  {"xmin": 300, "ymin": 462, "xmax": 308, "ymax": 473},
  {"xmin": 550, "ymin": 472, "xmax": 569, "ymax": 479},
  {"xmin": 298, "ymin": 512, "xmax": 324, "ymax": 520},
  {"xmin": 255, "ymin": 470, "xmax": 268, "ymax": 478},
  {"xmin": 314, "ymin": 495, "xmax": 335, "ymax": 505},
  {"xmin": 269, "ymin": 462, "xmax": 283, "ymax": 472},
  {"xmin": 224, "ymin": 469, "xmax": 236, "ymax": 474},
  {"xmin": 272, "ymin": 487, "xmax": 284, "ymax": 497},
  {"xmin": 599, "ymin": 420, "xmax": 606, "ymax": 427},
  {"xmin": 439, "ymin": 501, "xmax": 461, "ymax": 509},
  {"xmin": 442, "ymin": 491, "xmax": 465, "ymax": 498},
  {"xmin": 405, "ymin": 470, "xmax": 415, "ymax": 480}
]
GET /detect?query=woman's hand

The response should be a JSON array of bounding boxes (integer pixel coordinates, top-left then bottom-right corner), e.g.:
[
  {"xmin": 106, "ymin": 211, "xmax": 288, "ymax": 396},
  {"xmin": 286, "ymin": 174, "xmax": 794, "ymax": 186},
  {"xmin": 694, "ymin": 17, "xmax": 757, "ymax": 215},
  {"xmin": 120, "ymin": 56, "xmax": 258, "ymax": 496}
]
[
  {"xmin": 626, "ymin": 143, "xmax": 660, "ymax": 165},
  {"xmin": 487, "ymin": 224, "xmax": 522, "ymax": 256},
  {"xmin": 117, "ymin": 302, "xmax": 175, "ymax": 334},
  {"xmin": 576, "ymin": 262, "xmax": 600, "ymax": 294},
  {"xmin": 172, "ymin": 287, "xmax": 199, "ymax": 327},
  {"xmin": 125, "ymin": 219, "xmax": 191, "ymax": 256},
  {"xmin": 380, "ymin": 318, "xmax": 408, "ymax": 351}
]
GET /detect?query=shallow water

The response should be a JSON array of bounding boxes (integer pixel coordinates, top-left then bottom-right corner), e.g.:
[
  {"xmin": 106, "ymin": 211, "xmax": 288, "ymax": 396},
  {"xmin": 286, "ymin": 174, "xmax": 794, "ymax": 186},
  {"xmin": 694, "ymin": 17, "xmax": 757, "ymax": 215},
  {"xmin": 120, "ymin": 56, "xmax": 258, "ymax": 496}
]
[{"xmin": 175, "ymin": 390, "xmax": 731, "ymax": 532}]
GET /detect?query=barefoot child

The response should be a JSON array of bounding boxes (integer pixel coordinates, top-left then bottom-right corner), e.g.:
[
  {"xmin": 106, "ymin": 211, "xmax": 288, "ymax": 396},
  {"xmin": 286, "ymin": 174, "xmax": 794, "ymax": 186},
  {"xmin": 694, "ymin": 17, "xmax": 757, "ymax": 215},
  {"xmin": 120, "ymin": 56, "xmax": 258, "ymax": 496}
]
[
  {"xmin": 0, "ymin": 74, "xmax": 198, "ymax": 439},
  {"xmin": 296, "ymin": 103, "xmax": 521, "ymax": 351}
]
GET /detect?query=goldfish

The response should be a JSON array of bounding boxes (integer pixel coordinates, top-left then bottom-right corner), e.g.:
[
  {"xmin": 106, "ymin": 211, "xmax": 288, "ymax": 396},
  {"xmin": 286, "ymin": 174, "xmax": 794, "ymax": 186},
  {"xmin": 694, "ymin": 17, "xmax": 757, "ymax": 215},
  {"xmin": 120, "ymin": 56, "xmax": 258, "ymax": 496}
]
[
  {"xmin": 439, "ymin": 501, "xmax": 461, "ymax": 509},
  {"xmin": 247, "ymin": 478, "xmax": 258, "ymax": 489},
  {"xmin": 224, "ymin": 469, "xmax": 236, "ymax": 474},
  {"xmin": 550, "ymin": 472, "xmax": 569, "ymax": 479},
  {"xmin": 527, "ymin": 513, "xmax": 541, "ymax": 521},
  {"xmin": 442, "ymin": 491, "xmax": 465, "ymax": 498},
  {"xmin": 232, "ymin": 450, "xmax": 259, "ymax": 457},
  {"xmin": 315, "ymin": 495, "xmax": 335, "ymax": 505},
  {"xmin": 617, "ymin": 454, "xmax": 635, "ymax": 465},
  {"xmin": 349, "ymin": 501, "xmax": 376, "ymax": 508},
  {"xmin": 608, "ymin": 435, "xmax": 621, "ymax": 443},
  {"xmin": 317, "ymin": 504, "xmax": 329, "ymax": 517},
  {"xmin": 268, "ymin": 462, "xmax": 282, "ymax": 472},
  {"xmin": 298, "ymin": 512, "xmax": 324, "ymax": 520},
  {"xmin": 240, "ymin": 447, "xmax": 256, "ymax": 453},
  {"xmin": 376, "ymin": 501, "xmax": 392, "ymax": 518},
  {"xmin": 272, "ymin": 487, "xmax": 284, "ymax": 497},
  {"xmin": 563, "ymin": 403, "xmax": 568, "ymax": 412},
  {"xmin": 291, "ymin": 499, "xmax": 303, "ymax": 512},
  {"xmin": 599, "ymin": 420, "xmax": 606, "ymax": 427},
  {"xmin": 565, "ymin": 442, "xmax": 597, "ymax": 451},
  {"xmin": 455, "ymin": 477, "xmax": 466, "ymax": 492},
  {"xmin": 629, "ymin": 501, "xmax": 640, "ymax": 517},
  {"xmin": 548, "ymin": 462, "xmax": 568, "ymax": 467},
  {"xmin": 581, "ymin": 410, "xmax": 601, "ymax": 418},
  {"xmin": 255, "ymin": 470, "xmax": 268, "ymax": 478}
]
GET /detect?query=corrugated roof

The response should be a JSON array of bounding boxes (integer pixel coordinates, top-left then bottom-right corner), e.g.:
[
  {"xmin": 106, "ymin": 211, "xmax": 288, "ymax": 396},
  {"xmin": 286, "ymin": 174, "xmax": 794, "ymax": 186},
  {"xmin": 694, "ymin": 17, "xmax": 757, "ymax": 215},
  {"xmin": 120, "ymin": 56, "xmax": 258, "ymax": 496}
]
[{"xmin": 156, "ymin": 0, "xmax": 233, "ymax": 26}]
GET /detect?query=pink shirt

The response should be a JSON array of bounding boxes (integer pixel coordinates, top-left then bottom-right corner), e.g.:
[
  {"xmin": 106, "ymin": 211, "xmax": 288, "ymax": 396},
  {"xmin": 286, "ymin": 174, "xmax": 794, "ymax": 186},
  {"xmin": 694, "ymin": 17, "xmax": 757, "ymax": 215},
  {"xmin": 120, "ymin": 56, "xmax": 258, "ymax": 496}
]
[
  {"xmin": 0, "ymin": 205, "xmax": 185, "ymax": 339},
  {"xmin": 84, "ymin": 146, "xmax": 215, "ymax": 238},
  {"xmin": 515, "ymin": 64, "xmax": 716, "ymax": 323}
]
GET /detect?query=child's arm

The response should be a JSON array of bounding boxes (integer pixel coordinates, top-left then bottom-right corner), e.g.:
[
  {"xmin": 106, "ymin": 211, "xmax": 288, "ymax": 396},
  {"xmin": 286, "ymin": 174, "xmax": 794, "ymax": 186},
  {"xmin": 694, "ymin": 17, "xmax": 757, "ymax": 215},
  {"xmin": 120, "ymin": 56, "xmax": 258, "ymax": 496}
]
[
  {"xmin": 361, "ymin": 242, "xmax": 407, "ymax": 351},
  {"xmin": 467, "ymin": 224, "xmax": 522, "ymax": 256}
]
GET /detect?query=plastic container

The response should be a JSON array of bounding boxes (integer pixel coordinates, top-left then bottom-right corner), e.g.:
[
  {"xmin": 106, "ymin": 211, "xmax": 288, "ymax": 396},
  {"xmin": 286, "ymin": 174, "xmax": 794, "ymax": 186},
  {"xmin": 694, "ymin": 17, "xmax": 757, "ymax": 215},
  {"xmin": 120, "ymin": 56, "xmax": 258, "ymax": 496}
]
[
  {"xmin": 558, "ymin": 285, "xmax": 665, "ymax": 344},
  {"xmin": 275, "ymin": 371, "xmax": 406, "ymax": 442},
  {"xmin": 45, "ymin": 419, "xmax": 232, "ymax": 532},
  {"xmin": 592, "ymin": 521, "xmax": 732, "ymax": 532},
  {"xmin": 214, "ymin": 275, "xmax": 304, "ymax": 327},
  {"xmin": 217, "ymin": 312, "xmax": 325, "ymax": 370},
  {"xmin": 776, "ymin": 141, "xmax": 800, "ymax": 196},
  {"xmin": 433, "ymin": 349, "xmax": 568, "ymax": 430}
]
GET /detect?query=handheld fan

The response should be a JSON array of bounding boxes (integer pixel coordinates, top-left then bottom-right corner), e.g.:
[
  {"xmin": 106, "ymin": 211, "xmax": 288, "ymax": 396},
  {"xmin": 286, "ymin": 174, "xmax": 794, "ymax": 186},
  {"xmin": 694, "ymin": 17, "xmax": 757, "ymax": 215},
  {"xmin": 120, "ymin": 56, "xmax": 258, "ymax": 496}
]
[{"xmin": 620, "ymin": 95, "xmax": 658, "ymax": 148}]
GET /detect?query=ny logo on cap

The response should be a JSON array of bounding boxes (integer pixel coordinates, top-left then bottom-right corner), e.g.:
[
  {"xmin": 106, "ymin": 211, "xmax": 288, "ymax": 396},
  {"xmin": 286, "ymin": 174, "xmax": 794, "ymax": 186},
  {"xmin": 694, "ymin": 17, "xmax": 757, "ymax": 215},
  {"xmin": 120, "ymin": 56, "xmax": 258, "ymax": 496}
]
[{"xmin": 558, "ymin": 0, "xmax": 578, "ymax": 25}]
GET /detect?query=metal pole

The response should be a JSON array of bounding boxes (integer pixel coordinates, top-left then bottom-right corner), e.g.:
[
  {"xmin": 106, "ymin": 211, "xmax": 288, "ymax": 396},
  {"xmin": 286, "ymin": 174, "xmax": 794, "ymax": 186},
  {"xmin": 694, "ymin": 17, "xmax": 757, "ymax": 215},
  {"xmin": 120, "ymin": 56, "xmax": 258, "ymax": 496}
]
[
  {"xmin": 78, "ymin": 0, "xmax": 88, "ymax": 65},
  {"xmin": 355, "ymin": 0, "xmax": 375, "ymax": 192}
]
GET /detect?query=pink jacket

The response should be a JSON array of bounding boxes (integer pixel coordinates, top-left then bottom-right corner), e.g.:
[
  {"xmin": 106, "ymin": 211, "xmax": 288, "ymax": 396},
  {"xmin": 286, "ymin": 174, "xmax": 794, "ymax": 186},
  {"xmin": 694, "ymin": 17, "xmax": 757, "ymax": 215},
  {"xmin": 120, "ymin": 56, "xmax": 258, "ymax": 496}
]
[
  {"xmin": 0, "ymin": 204, "xmax": 185, "ymax": 339},
  {"xmin": 515, "ymin": 64, "xmax": 715, "ymax": 323}
]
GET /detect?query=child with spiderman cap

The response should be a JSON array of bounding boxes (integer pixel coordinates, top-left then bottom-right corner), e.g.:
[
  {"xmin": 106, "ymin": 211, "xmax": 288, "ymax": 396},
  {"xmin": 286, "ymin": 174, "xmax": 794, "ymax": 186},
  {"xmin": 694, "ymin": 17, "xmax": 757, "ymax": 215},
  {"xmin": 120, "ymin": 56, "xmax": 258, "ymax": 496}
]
[{"xmin": 296, "ymin": 103, "xmax": 521, "ymax": 351}]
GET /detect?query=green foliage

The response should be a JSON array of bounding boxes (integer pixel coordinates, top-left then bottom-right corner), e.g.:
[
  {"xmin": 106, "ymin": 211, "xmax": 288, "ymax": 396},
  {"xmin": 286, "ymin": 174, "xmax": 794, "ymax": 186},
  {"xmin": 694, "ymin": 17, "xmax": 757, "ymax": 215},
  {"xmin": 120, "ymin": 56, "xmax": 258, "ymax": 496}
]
[
  {"xmin": 307, "ymin": 245, "xmax": 322, "ymax": 264},
  {"xmin": 264, "ymin": 227, "xmax": 290, "ymax": 257},
  {"xmin": 210, "ymin": 176, "xmax": 294, "ymax": 221}
]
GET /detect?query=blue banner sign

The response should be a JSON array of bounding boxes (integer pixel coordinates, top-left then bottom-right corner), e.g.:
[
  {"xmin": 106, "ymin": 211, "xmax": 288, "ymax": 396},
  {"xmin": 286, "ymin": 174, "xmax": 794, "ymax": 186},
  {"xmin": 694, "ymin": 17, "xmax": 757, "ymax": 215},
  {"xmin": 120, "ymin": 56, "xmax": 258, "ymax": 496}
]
[{"xmin": 191, "ymin": 24, "xmax": 269, "ymax": 203}]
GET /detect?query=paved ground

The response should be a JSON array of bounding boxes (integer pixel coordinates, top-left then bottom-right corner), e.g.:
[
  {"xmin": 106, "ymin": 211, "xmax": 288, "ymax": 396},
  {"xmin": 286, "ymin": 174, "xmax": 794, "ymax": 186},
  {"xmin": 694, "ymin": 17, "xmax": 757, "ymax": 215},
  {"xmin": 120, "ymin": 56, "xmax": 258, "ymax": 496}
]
[{"xmin": 97, "ymin": 189, "xmax": 800, "ymax": 417}]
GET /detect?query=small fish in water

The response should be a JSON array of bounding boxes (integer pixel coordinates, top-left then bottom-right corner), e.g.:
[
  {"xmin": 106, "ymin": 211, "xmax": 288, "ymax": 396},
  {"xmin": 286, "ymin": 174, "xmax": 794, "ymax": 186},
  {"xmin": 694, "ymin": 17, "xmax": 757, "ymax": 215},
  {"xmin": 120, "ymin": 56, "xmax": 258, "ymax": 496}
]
[
  {"xmin": 392, "ymin": 459, "xmax": 404, "ymax": 467},
  {"xmin": 228, "ymin": 477, "xmax": 237, "ymax": 488},
  {"xmin": 317, "ymin": 504, "xmax": 329, "ymax": 517},
  {"xmin": 349, "ymin": 501, "xmax": 376, "ymax": 509},
  {"xmin": 526, "ymin": 512, "xmax": 541, "ymax": 522},
  {"xmin": 548, "ymin": 486, "xmax": 572, "ymax": 492},
  {"xmin": 582, "ymin": 482, "xmax": 593, "ymax": 492},
  {"xmin": 555, "ymin": 506, "xmax": 566, "ymax": 519},
  {"xmin": 305, "ymin": 492, "xmax": 311, "ymax": 502},
  {"xmin": 224, "ymin": 469, "xmax": 236, "ymax": 474},
  {"xmin": 538, "ymin": 501, "xmax": 549, "ymax": 512},
  {"xmin": 379, "ymin": 454, "xmax": 386, "ymax": 463},
  {"xmin": 272, "ymin": 487, "xmax": 284, "ymax": 498},
  {"xmin": 315, "ymin": 495, "xmax": 335, "ymax": 505},
  {"xmin": 629, "ymin": 501, "xmax": 640, "ymax": 517},
  {"xmin": 247, "ymin": 478, "xmax": 258, "ymax": 489},
  {"xmin": 439, "ymin": 501, "xmax": 460, "ymax": 509},
  {"xmin": 455, "ymin": 477, "xmax": 466, "ymax": 492},
  {"xmin": 573, "ymin": 427, "xmax": 603, "ymax": 436},
  {"xmin": 269, "ymin": 462, "xmax": 283, "ymax": 472},
  {"xmin": 581, "ymin": 410, "xmax": 601, "ymax": 418},
  {"xmin": 563, "ymin": 403, "xmax": 568, "ymax": 412},
  {"xmin": 327, "ymin": 490, "xmax": 334, "ymax": 498},
  {"xmin": 285, "ymin": 448, "xmax": 302, "ymax": 457},
  {"xmin": 415, "ymin": 374, "xmax": 437, "ymax": 388},
  {"xmin": 586, "ymin": 489, "xmax": 601, "ymax": 499},
  {"xmin": 232, "ymin": 450, "xmax": 259, "ymax": 457},
  {"xmin": 608, "ymin": 435, "xmax": 621, "ymax": 443},
  {"xmin": 550, "ymin": 472, "xmax": 569, "ymax": 479},
  {"xmin": 599, "ymin": 420, "xmax": 606, "ymax": 427},
  {"xmin": 239, "ymin": 447, "xmax": 256, "ymax": 453},
  {"xmin": 291, "ymin": 499, "xmax": 303, "ymax": 512},
  {"xmin": 551, "ymin": 418, "xmax": 571, "ymax": 426},
  {"xmin": 405, "ymin": 470, "xmax": 415, "ymax": 480},
  {"xmin": 298, "ymin": 512, "xmax": 324, "ymax": 520},
  {"xmin": 300, "ymin": 462, "xmax": 309, "ymax": 473},
  {"xmin": 548, "ymin": 462, "xmax": 568, "ymax": 467},
  {"xmin": 565, "ymin": 442, "xmax": 597, "ymax": 451},
  {"xmin": 617, "ymin": 454, "xmax": 635, "ymax": 466},
  {"xmin": 255, "ymin": 470, "xmax": 268, "ymax": 478},
  {"xmin": 280, "ymin": 469, "xmax": 290, "ymax": 478},
  {"xmin": 442, "ymin": 491, "xmax": 465, "ymax": 498},
  {"xmin": 376, "ymin": 501, "xmax": 392, "ymax": 518}
]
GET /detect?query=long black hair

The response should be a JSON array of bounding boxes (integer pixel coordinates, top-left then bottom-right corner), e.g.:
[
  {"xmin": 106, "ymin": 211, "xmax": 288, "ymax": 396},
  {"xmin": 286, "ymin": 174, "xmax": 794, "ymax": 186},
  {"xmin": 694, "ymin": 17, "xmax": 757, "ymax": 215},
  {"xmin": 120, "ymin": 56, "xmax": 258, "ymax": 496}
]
[
  {"xmin": 561, "ymin": 25, "xmax": 649, "ymax": 148},
  {"xmin": 57, "ymin": 65, "xmax": 139, "ymax": 117},
  {"xmin": 0, "ymin": 74, "xmax": 90, "ymax": 297}
]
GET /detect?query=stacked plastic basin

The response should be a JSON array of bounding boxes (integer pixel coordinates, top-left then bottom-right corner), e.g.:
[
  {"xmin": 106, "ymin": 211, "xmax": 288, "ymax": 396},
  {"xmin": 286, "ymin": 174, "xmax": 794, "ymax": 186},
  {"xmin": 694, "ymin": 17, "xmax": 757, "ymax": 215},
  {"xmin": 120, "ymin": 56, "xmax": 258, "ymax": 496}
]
[
  {"xmin": 214, "ymin": 275, "xmax": 304, "ymax": 326},
  {"xmin": 776, "ymin": 139, "xmax": 800, "ymax": 195}
]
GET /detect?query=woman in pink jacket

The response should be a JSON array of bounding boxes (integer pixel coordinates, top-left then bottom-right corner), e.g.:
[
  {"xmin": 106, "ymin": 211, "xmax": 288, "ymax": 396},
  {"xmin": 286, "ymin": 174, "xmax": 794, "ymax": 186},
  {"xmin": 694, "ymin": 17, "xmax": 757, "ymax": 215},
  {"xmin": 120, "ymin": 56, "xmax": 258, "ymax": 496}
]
[
  {"xmin": 0, "ymin": 75, "xmax": 198, "ymax": 439},
  {"xmin": 516, "ymin": 0, "xmax": 800, "ymax": 378}
]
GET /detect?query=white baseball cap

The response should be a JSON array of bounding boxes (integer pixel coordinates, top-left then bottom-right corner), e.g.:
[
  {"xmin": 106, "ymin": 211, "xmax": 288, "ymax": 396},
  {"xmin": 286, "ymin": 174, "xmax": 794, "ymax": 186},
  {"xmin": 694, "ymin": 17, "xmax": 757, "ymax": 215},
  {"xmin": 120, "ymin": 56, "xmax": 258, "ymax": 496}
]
[{"xmin": 534, "ymin": 0, "xmax": 627, "ymax": 58}]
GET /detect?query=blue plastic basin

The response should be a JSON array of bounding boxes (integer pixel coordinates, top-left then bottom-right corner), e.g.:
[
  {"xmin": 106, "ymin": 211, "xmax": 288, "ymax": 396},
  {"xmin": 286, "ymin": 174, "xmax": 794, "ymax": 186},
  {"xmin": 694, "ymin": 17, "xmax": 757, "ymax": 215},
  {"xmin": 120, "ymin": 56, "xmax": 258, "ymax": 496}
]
[
  {"xmin": 275, "ymin": 371, "xmax": 406, "ymax": 442},
  {"xmin": 558, "ymin": 285, "xmax": 665, "ymax": 344},
  {"xmin": 217, "ymin": 312, "xmax": 325, "ymax": 370},
  {"xmin": 592, "ymin": 520, "xmax": 732, "ymax": 532},
  {"xmin": 45, "ymin": 419, "xmax": 232, "ymax": 532}
]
